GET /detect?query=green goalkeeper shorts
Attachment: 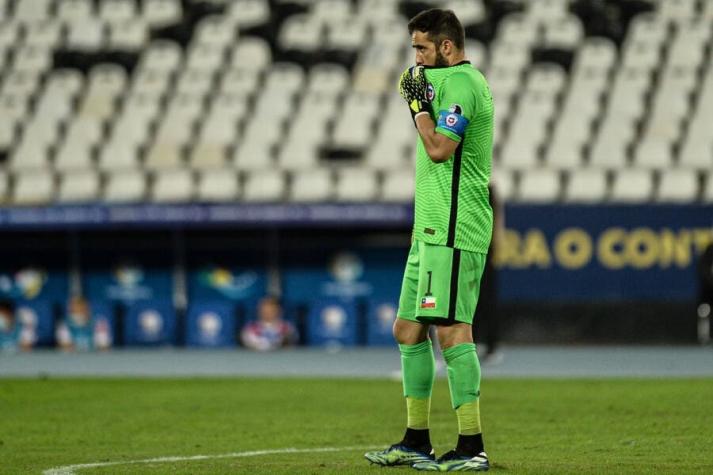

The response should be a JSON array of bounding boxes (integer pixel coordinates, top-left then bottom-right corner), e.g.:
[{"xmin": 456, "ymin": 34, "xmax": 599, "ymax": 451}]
[{"xmin": 397, "ymin": 240, "xmax": 487, "ymax": 326}]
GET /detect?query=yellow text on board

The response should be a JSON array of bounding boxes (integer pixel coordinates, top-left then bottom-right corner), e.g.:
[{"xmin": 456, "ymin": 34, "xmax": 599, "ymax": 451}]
[{"xmin": 495, "ymin": 227, "xmax": 713, "ymax": 270}]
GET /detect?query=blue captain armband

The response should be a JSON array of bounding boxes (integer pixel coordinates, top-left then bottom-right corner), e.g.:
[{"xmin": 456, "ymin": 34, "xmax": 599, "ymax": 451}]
[{"xmin": 436, "ymin": 110, "xmax": 469, "ymax": 139}]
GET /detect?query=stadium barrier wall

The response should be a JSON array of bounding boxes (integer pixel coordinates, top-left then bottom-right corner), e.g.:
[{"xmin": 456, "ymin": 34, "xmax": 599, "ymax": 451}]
[{"xmin": 0, "ymin": 203, "xmax": 710, "ymax": 345}]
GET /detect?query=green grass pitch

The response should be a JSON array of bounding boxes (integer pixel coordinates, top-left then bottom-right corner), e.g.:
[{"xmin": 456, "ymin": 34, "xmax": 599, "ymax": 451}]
[{"xmin": 2, "ymin": 377, "xmax": 713, "ymax": 474}]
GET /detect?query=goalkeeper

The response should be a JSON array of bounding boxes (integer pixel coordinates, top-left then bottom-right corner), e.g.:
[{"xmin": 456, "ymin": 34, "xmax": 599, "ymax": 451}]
[{"xmin": 365, "ymin": 8, "xmax": 494, "ymax": 472}]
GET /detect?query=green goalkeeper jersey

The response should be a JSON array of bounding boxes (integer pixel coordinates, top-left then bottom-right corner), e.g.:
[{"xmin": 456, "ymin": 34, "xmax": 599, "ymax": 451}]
[{"xmin": 413, "ymin": 61, "xmax": 494, "ymax": 254}]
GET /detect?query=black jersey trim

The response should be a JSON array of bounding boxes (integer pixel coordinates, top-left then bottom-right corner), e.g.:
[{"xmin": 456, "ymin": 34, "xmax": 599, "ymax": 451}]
[
  {"xmin": 422, "ymin": 60, "xmax": 471, "ymax": 70},
  {"xmin": 447, "ymin": 248, "xmax": 461, "ymax": 323},
  {"xmin": 446, "ymin": 138, "xmax": 464, "ymax": 248}
]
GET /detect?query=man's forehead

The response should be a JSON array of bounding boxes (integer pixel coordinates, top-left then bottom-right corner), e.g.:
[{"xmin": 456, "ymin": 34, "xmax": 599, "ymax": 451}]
[{"xmin": 411, "ymin": 30, "xmax": 433, "ymax": 46}]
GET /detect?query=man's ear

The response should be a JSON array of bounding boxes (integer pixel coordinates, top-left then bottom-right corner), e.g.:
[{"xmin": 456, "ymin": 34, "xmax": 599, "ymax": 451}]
[{"xmin": 440, "ymin": 39, "xmax": 453, "ymax": 57}]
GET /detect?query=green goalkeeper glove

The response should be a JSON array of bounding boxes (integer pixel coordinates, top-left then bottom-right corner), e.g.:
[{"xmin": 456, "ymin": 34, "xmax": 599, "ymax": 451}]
[{"xmin": 398, "ymin": 65, "xmax": 432, "ymax": 124}]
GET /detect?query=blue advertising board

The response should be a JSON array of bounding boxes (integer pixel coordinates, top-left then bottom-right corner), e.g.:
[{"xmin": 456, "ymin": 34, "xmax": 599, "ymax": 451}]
[{"xmin": 497, "ymin": 205, "xmax": 713, "ymax": 301}]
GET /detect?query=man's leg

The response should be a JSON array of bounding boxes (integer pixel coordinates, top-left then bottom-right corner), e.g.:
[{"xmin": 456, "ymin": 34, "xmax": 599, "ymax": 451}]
[
  {"xmin": 413, "ymin": 249, "xmax": 489, "ymax": 472},
  {"xmin": 396, "ymin": 318, "xmax": 434, "ymax": 452},
  {"xmin": 440, "ymin": 326, "xmax": 484, "ymax": 457},
  {"xmin": 365, "ymin": 242, "xmax": 436, "ymax": 466}
]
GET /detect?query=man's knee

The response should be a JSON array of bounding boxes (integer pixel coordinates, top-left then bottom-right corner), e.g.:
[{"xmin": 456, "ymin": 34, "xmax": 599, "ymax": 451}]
[
  {"xmin": 393, "ymin": 318, "xmax": 429, "ymax": 345},
  {"xmin": 436, "ymin": 323, "xmax": 473, "ymax": 349}
]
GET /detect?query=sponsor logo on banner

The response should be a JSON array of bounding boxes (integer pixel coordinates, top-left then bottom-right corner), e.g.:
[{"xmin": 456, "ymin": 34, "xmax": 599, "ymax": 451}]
[
  {"xmin": 198, "ymin": 312, "xmax": 222, "ymax": 340},
  {"xmin": 139, "ymin": 310, "xmax": 163, "ymax": 337},
  {"xmin": 108, "ymin": 263, "xmax": 153, "ymax": 301},
  {"xmin": 420, "ymin": 296, "xmax": 437, "ymax": 309},
  {"xmin": 0, "ymin": 268, "xmax": 48, "ymax": 300},
  {"xmin": 321, "ymin": 306, "xmax": 347, "ymax": 335},
  {"xmin": 376, "ymin": 304, "xmax": 397, "ymax": 331},
  {"xmin": 202, "ymin": 267, "xmax": 259, "ymax": 300},
  {"xmin": 323, "ymin": 252, "xmax": 372, "ymax": 299}
]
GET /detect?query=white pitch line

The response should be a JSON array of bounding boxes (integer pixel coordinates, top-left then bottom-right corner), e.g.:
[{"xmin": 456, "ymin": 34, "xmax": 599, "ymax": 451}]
[{"xmin": 42, "ymin": 445, "xmax": 379, "ymax": 475}]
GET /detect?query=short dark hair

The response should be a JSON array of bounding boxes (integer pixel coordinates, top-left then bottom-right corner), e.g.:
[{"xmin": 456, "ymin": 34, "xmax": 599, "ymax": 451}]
[{"xmin": 408, "ymin": 8, "xmax": 465, "ymax": 50}]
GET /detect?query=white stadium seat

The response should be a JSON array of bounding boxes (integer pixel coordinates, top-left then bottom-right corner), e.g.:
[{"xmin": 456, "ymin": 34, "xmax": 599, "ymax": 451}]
[
  {"xmin": 226, "ymin": 0, "xmax": 270, "ymax": 29},
  {"xmin": 138, "ymin": 40, "xmax": 183, "ymax": 73},
  {"xmin": 335, "ymin": 168, "xmax": 378, "ymax": 202},
  {"xmin": 627, "ymin": 14, "xmax": 669, "ymax": 46},
  {"xmin": 381, "ymin": 169, "xmax": 415, "ymax": 202},
  {"xmin": 104, "ymin": 169, "xmax": 147, "ymax": 202},
  {"xmin": 243, "ymin": 169, "xmax": 285, "ymax": 202},
  {"xmin": 526, "ymin": 0, "xmax": 569, "ymax": 22},
  {"xmin": 9, "ymin": 138, "xmax": 50, "ymax": 171},
  {"xmin": 186, "ymin": 44, "xmax": 225, "ymax": 72},
  {"xmin": 67, "ymin": 21, "xmax": 105, "ymax": 51},
  {"xmin": 264, "ymin": 62, "xmax": 306, "ymax": 95},
  {"xmin": 307, "ymin": 63, "xmax": 350, "ymax": 97},
  {"xmin": 278, "ymin": 14, "xmax": 322, "ymax": 53},
  {"xmin": 574, "ymin": 38, "xmax": 617, "ymax": 72},
  {"xmin": 12, "ymin": 46, "xmax": 52, "ymax": 74},
  {"xmin": 23, "ymin": 21, "xmax": 62, "ymax": 49},
  {"xmin": 490, "ymin": 168, "xmax": 514, "ymax": 203},
  {"xmin": 230, "ymin": 37, "xmax": 272, "ymax": 71},
  {"xmin": 564, "ymin": 169, "xmax": 608, "ymax": 203},
  {"xmin": 656, "ymin": 169, "xmax": 698, "ymax": 203},
  {"xmin": 143, "ymin": 0, "xmax": 182, "ymax": 28},
  {"xmin": 58, "ymin": 170, "xmax": 101, "ymax": 203},
  {"xmin": 543, "ymin": 15, "xmax": 584, "ymax": 49},
  {"xmin": 197, "ymin": 169, "xmax": 240, "ymax": 202},
  {"xmin": 152, "ymin": 168, "xmax": 195, "ymax": 203},
  {"xmin": 189, "ymin": 143, "xmax": 228, "ymax": 170},
  {"xmin": 518, "ymin": 169, "xmax": 561, "ymax": 203},
  {"xmin": 145, "ymin": 142, "xmax": 184, "ymax": 170},
  {"xmin": 98, "ymin": 140, "xmax": 141, "ymax": 171},
  {"xmin": 194, "ymin": 16, "xmax": 236, "ymax": 48},
  {"xmin": 99, "ymin": 0, "xmax": 137, "ymax": 24},
  {"xmin": 54, "ymin": 141, "xmax": 94, "ymax": 172},
  {"xmin": 495, "ymin": 14, "xmax": 539, "ymax": 47},
  {"xmin": 610, "ymin": 169, "xmax": 653, "ymax": 203},
  {"xmin": 290, "ymin": 169, "xmax": 334, "ymax": 202},
  {"xmin": 57, "ymin": 0, "xmax": 93, "ymax": 24},
  {"xmin": 13, "ymin": 170, "xmax": 55, "ymax": 205},
  {"xmin": 220, "ymin": 67, "xmax": 260, "ymax": 96},
  {"xmin": 633, "ymin": 139, "xmax": 673, "ymax": 169},
  {"xmin": 14, "ymin": 0, "xmax": 53, "ymax": 22},
  {"xmin": 326, "ymin": 19, "xmax": 368, "ymax": 51},
  {"xmin": 109, "ymin": 21, "xmax": 148, "ymax": 51}
]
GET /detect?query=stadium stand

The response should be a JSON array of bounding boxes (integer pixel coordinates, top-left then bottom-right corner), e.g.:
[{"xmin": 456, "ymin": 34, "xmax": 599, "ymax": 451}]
[{"xmin": 0, "ymin": 0, "xmax": 711, "ymax": 206}]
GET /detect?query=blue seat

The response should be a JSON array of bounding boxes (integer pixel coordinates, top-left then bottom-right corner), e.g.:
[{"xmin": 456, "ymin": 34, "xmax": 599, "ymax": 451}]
[
  {"xmin": 305, "ymin": 299, "xmax": 358, "ymax": 347},
  {"xmin": 366, "ymin": 299, "xmax": 398, "ymax": 346},
  {"xmin": 123, "ymin": 301, "xmax": 176, "ymax": 346},
  {"xmin": 185, "ymin": 301, "xmax": 237, "ymax": 348}
]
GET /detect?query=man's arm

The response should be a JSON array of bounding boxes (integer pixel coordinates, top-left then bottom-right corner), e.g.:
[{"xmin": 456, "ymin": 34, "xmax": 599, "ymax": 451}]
[{"xmin": 414, "ymin": 113, "xmax": 460, "ymax": 163}]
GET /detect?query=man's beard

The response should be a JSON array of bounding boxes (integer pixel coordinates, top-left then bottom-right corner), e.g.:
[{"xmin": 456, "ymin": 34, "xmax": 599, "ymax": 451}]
[{"xmin": 434, "ymin": 49, "xmax": 449, "ymax": 67}]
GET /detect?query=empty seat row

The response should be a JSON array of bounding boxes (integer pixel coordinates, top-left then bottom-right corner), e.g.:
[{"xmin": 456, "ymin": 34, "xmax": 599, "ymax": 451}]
[
  {"xmin": 0, "ymin": 168, "xmax": 416, "ymax": 205},
  {"xmin": 493, "ymin": 168, "xmax": 713, "ymax": 203}
]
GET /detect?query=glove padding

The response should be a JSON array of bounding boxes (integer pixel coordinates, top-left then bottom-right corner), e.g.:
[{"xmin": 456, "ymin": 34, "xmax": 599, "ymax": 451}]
[{"xmin": 398, "ymin": 65, "xmax": 432, "ymax": 124}]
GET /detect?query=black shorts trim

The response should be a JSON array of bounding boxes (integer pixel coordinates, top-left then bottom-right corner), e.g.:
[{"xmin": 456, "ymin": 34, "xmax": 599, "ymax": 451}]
[
  {"xmin": 415, "ymin": 316, "xmax": 458, "ymax": 326},
  {"xmin": 447, "ymin": 248, "xmax": 461, "ymax": 323},
  {"xmin": 446, "ymin": 138, "xmax": 465, "ymax": 247}
]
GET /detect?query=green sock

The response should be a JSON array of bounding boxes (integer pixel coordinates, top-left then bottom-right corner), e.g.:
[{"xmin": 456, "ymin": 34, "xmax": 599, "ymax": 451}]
[
  {"xmin": 406, "ymin": 397, "xmax": 431, "ymax": 429},
  {"xmin": 456, "ymin": 400, "xmax": 482, "ymax": 435},
  {"xmin": 399, "ymin": 340, "xmax": 436, "ymax": 429},
  {"xmin": 443, "ymin": 343, "xmax": 480, "ymax": 410}
]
